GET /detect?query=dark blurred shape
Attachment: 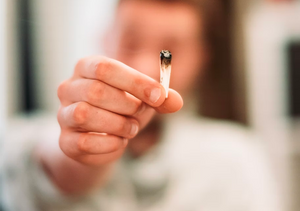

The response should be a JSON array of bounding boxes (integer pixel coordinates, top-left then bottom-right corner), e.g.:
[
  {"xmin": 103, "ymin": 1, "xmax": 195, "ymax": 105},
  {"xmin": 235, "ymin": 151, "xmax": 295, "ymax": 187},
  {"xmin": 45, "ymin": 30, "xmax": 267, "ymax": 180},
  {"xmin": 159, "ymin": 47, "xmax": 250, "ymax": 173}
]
[
  {"xmin": 287, "ymin": 42, "xmax": 300, "ymax": 117},
  {"xmin": 17, "ymin": 0, "xmax": 36, "ymax": 112},
  {"xmin": 197, "ymin": 0, "xmax": 240, "ymax": 123}
]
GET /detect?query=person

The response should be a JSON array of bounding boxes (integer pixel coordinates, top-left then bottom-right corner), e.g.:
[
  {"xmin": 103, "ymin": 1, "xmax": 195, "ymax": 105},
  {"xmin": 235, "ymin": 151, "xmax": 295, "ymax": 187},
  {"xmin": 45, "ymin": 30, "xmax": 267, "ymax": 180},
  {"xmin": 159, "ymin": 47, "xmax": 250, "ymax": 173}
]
[{"xmin": 1, "ymin": 0, "xmax": 283, "ymax": 210}]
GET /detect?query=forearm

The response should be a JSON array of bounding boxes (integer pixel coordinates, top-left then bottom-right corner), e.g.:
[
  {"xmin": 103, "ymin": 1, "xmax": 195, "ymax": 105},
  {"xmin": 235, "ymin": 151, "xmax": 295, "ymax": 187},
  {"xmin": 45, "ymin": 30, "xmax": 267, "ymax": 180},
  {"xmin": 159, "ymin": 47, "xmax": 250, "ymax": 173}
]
[{"xmin": 34, "ymin": 139, "xmax": 113, "ymax": 195}]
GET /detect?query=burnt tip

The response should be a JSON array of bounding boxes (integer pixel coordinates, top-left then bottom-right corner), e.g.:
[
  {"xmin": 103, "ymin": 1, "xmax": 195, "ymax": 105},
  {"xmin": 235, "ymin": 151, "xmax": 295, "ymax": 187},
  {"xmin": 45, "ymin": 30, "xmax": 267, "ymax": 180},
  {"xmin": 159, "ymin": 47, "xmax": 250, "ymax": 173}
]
[{"xmin": 160, "ymin": 50, "xmax": 172, "ymax": 60}]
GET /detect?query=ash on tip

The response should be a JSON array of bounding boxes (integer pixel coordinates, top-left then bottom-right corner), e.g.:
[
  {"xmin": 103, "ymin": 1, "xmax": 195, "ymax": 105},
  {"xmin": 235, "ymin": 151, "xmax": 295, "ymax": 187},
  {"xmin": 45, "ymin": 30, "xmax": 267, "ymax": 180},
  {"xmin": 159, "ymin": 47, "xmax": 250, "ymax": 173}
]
[
  {"xmin": 160, "ymin": 50, "xmax": 172, "ymax": 66},
  {"xmin": 160, "ymin": 50, "xmax": 172, "ymax": 98},
  {"xmin": 160, "ymin": 50, "xmax": 172, "ymax": 59}
]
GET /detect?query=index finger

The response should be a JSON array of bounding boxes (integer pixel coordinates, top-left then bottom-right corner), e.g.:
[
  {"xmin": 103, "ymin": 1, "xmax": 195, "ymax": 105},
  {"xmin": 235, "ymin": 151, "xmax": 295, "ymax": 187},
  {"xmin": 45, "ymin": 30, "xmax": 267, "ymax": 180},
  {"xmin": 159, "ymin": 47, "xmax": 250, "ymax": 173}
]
[{"xmin": 75, "ymin": 56, "xmax": 166, "ymax": 107}]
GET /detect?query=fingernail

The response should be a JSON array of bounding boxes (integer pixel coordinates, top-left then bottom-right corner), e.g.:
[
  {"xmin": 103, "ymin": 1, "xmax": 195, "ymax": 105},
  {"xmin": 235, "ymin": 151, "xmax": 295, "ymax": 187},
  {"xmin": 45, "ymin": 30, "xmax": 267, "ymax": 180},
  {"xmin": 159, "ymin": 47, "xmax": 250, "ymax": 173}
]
[
  {"xmin": 123, "ymin": 138, "xmax": 128, "ymax": 147},
  {"xmin": 130, "ymin": 124, "xmax": 139, "ymax": 136},
  {"xmin": 149, "ymin": 88, "xmax": 161, "ymax": 104}
]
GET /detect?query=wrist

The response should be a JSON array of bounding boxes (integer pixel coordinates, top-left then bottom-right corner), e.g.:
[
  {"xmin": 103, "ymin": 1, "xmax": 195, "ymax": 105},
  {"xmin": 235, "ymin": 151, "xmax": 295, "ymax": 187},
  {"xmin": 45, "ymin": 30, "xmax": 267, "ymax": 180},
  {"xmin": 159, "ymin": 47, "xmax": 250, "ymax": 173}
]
[{"xmin": 34, "ymin": 138, "xmax": 113, "ymax": 195}]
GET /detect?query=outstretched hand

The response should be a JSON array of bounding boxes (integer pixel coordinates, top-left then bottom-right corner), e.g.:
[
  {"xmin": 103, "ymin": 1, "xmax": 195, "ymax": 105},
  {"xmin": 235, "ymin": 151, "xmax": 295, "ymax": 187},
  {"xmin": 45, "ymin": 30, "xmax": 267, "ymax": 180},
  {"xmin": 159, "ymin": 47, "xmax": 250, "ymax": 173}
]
[{"xmin": 57, "ymin": 56, "xmax": 183, "ymax": 166}]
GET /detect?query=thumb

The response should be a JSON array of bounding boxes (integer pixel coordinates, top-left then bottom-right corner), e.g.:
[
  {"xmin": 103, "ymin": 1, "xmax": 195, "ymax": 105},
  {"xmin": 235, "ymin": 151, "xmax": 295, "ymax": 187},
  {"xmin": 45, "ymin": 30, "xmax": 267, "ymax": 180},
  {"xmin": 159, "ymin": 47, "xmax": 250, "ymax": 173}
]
[{"xmin": 154, "ymin": 89, "xmax": 183, "ymax": 113}]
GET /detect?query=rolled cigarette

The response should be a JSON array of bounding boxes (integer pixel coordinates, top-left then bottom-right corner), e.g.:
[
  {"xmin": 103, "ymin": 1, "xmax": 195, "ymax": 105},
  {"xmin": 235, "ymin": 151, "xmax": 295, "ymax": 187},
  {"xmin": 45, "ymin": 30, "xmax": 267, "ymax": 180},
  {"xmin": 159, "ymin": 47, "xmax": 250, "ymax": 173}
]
[{"xmin": 160, "ymin": 50, "xmax": 172, "ymax": 98}]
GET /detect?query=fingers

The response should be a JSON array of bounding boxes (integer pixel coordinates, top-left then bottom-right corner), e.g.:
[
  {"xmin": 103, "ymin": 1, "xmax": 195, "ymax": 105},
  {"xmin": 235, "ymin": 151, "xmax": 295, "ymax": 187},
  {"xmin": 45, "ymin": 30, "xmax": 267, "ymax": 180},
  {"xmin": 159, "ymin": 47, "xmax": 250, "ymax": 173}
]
[
  {"xmin": 59, "ymin": 130, "xmax": 126, "ymax": 166},
  {"xmin": 74, "ymin": 56, "xmax": 166, "ymax": 107},
  {"xmin": 56, "ymin": 56, "xmax": 184, "ymax": 167},
  {"xmin": 58, "ymin": 78, "xmax": 183, "ymax": 116},
  {"xmin": 58, "ymin": 102, "xmax": 139, "ymax": 139},
  {"xmin": 58, "ymin": 79, "xmax": 143, "ymax": 116},
  {"xmin": 59, "ymin": 130, "xmax": 127, "ymax": 156}
]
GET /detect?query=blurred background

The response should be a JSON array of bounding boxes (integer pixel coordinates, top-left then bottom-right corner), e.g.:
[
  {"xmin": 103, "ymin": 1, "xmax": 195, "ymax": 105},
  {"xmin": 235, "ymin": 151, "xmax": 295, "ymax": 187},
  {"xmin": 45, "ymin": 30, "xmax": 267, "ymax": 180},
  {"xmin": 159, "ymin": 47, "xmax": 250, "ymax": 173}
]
[{"xmin": 1, "ymin": 0, "xmax": 300, "ymax": 210}]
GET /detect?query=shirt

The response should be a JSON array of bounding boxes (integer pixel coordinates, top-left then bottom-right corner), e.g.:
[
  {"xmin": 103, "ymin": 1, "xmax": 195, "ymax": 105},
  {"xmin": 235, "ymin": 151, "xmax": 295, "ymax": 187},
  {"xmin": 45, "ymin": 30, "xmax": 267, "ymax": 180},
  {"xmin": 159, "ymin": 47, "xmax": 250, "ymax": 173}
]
[{"xmin": 1, "ymin": 111, "xmax": 283, "ymax": 211}]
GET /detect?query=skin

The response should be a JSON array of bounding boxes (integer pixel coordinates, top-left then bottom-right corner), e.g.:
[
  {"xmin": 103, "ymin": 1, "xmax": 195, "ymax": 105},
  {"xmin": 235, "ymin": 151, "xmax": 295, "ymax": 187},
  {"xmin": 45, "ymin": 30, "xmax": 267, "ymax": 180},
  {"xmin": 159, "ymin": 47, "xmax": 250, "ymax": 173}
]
[{"xmin": 35, "ymin": 0, "xmax": 206, "ymax": 195}]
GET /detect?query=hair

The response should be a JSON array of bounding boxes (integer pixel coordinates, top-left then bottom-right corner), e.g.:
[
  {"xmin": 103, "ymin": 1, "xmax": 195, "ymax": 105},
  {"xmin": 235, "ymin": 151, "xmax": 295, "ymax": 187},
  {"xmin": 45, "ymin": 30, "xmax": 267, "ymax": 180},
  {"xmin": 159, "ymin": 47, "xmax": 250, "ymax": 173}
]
[{"xmin": 118, "ymin": 0, "xmax": 236, "ymax": 121}]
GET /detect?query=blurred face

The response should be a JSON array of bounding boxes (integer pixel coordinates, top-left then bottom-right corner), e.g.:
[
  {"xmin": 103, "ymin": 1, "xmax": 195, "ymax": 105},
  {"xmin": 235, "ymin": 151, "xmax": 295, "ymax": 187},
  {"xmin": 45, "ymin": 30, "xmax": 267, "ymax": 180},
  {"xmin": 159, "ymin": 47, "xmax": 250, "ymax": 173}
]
[{"xmin": 105, "ymin": 0, "xmax": 206, "ymax": 97}]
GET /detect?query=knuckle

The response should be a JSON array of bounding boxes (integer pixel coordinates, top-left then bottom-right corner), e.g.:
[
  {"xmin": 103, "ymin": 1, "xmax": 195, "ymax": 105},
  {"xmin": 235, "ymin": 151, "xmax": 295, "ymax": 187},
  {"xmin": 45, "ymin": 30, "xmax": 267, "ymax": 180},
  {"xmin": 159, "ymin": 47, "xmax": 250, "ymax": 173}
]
[
  {"xmin": 57, "ymin": 80, "xmax": 68, "ymax": 101},
  {"xmin": 94, "ymin": 57, "xmax": 112, "ymax": 80},
  {"xmin": 58, "ymin": 134, "xmax": 64, "ymax": 151},
  {"xmin": 86, "ymin": 82, "xmax": 105, "ymax": 103},
  {"xmin": 75, "ymin": 57, "xmax": 86, "ymax": 72},
  {"xmin": 58, "ymin": 133, "xmax": 70, "ymax": 156},
  {"xmin": 72, "ymin": 102, "xmax": 89, "ymax": 125},
  {"xmin": 133, "ymin": 77, "xmax": 144, "ymax": 86},
  {"xmin": 57, "ymin": 106, "xmax": 64, "ymax": 125}
]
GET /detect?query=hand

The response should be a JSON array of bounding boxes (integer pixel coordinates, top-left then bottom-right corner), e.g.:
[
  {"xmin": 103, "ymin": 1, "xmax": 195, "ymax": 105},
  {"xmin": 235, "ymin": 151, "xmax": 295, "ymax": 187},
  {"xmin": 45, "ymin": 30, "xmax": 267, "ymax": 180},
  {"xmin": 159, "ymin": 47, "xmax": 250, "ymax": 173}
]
[{"xmin": 57, "ymin": 56, "xmax": 183, "ymax": 166}]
